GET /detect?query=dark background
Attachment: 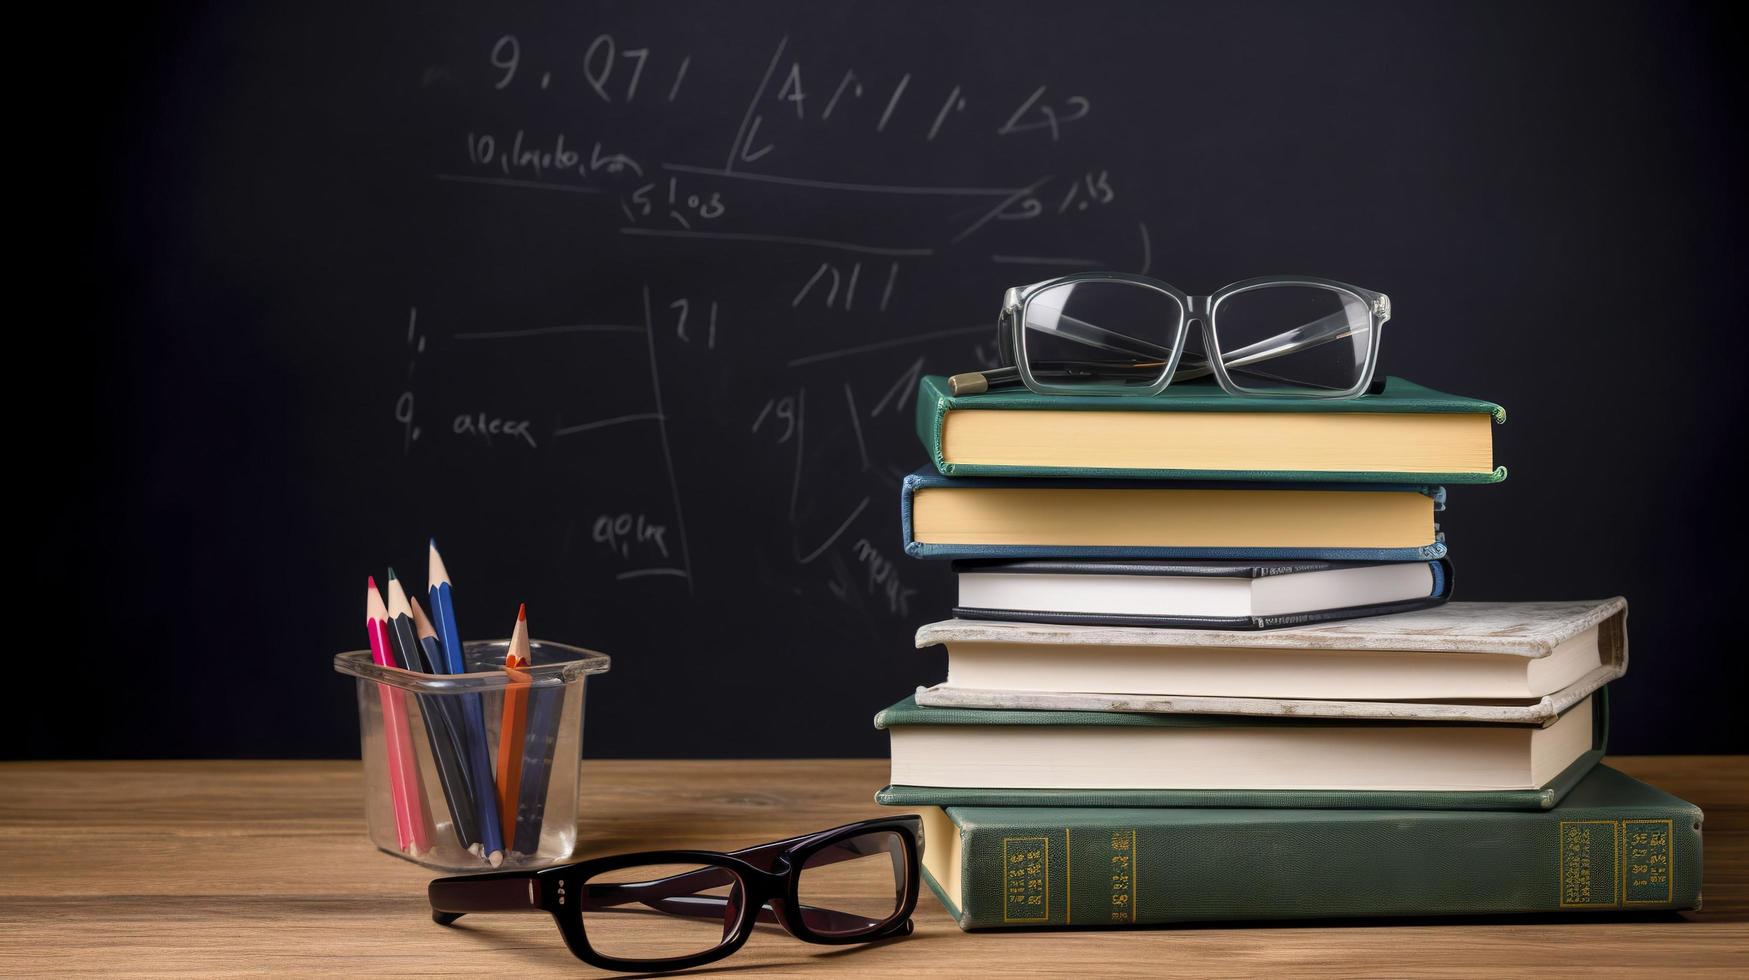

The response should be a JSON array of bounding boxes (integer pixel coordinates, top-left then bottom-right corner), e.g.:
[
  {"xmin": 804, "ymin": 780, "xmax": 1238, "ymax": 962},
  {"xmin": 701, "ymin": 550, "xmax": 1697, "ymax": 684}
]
[{"xmin": 31, "ymin": 1, "xmax": 1746, "ymax": 759}]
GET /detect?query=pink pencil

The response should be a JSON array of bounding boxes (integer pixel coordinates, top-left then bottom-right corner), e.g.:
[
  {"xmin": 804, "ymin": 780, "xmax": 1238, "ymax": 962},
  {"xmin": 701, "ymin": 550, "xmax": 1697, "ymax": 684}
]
[{"xmin": 366, "ymin": 577, "xmax": 430, "ymax": 856}]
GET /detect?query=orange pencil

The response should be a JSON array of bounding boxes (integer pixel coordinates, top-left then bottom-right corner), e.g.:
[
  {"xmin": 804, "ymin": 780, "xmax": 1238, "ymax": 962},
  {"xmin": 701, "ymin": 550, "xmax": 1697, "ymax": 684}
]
[{"xmin": 496, "ymin": 604, "xmax": 533, "ymax": 848}]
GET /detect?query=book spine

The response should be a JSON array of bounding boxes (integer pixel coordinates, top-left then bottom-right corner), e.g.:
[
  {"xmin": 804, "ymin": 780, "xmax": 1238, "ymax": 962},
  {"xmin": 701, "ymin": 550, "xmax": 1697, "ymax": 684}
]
[
  {"xmin": 914, "ymin": 375, "xmax": 952, "ymax": 475},
  {"xmin": 948, "ymin": 804, "xmax": 1701, "ymax": 928}
]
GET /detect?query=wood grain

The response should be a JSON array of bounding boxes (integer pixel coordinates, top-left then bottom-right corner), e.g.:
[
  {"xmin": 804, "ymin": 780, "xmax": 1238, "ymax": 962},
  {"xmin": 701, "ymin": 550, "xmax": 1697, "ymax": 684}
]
[{"xmin": 0, "ymin": 757, "xmax": 1743, "ymax": 977}]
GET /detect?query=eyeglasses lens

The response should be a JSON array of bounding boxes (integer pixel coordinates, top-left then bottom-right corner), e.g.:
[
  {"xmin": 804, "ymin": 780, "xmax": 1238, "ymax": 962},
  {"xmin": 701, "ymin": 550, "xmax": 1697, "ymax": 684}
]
[
  {"xmin": 1213, "ymin": 284, "xmax": 1372, "ymax": 393},
  {"xmin": 795, "ymin": 830, "xmax": 908, "ymax": 937},
  {"xmin": 1020, "ymin": 281, "xmax": 1184, "ymax": 389},
  {"xmin": 580, "ymin": 863, "xmax": 744, "ymax": 962}
]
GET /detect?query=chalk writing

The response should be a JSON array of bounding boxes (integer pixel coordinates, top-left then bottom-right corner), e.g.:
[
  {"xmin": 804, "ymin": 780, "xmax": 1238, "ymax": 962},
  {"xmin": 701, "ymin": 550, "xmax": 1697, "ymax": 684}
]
[
  {"xmin": 621, "ymin": 178, "xmax": 726, "ymax": 228},
  {"xmin": 465, "ymin": 129, "xmax": 643, "ymax": 181},
  {"xmin": 668, "ymin": 298, "xmax": 718, "ymax": 348},
  {"xmin": 489, "ymin": 33, "xmax": 690, "ymax": 104},
  {"xmin": 408, "ymin": 20, "xmax": 1146, "ymax": 606},
  {"xmin": 851, "ymin": 538, "xmax": 916, "ymax": 616},
  {"xmin": 998, "ymin": 86, "xmax": 1092, "ymax": 141},
  {"xmin": 592, "ymin": 513, "xmax": 671, "ymax": 560},
  {"xmin": 395, "ymin": 307, "xmax": 424, "ymax": 454},
  {"xmin": 452, "ymin": 412, "xmax": 538, "ymax": 449},
  {"xmin": 751, "ymin": 394, "xmax": 798, "ymax": 443}
]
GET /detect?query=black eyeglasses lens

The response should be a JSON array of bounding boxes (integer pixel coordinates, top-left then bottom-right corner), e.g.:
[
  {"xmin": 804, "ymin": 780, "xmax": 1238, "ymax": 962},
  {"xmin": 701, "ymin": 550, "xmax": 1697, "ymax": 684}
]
[
  {"xmin": 580, "ymin": 863, "xmax": 744, "ymax": 962},
  {"xmin": 795, "ymin": 831, "xmax": 907, "ymax": 937}
]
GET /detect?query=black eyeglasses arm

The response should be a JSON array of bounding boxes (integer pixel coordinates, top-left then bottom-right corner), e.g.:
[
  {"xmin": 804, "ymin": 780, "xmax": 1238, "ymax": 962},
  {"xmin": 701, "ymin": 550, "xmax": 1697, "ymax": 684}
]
[
  {"xmin": 583, "ymin": 881, "xmax": 887, "ymax": 935},
  {"xmin": 580, "ymin": 860, "xmax": 881, "ymax": 930},
  {"xmin": 427, "ymin": 870, "xmax": 544, "ymax": 925}
]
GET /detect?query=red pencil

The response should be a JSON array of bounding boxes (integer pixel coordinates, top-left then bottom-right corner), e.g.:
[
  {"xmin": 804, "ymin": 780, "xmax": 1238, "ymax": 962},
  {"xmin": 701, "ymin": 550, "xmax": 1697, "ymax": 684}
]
[
  {"xmin": 496, "ymin": 604, "xmax": 533, "ymax": 848},
  {"xmin": 366, "ymin": 577, "xmax": 431, "ymax": 856}
]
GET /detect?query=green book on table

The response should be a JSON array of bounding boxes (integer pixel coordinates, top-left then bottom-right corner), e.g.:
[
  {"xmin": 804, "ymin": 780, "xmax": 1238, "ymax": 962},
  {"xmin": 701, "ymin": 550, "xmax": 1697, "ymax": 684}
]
[
  {"xmin": 918, "ymin": 765, "xmax": 1701, "ymax": 930},
  {"xmin": 914, "ymin": 374, "xmax": 1506, "ymax": 483}
]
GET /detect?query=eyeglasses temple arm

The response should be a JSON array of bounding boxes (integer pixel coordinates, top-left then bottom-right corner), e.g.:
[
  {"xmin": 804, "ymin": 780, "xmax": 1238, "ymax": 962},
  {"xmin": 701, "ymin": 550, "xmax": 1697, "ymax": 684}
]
[
  {"xmin": 582, "ymin": 882, "xmax": 782, "ymax": 925},
  {"xmin": 1215, "ymin": 309, "xmax": 1366, "ymax": 370},
  {"xmin": 428, "ymin": 870, "xmax": 544, "ymax": 925},
  {"xmin": 588, "ymin": 835, "xmax": 881, "ymax": 903},
  {"xmin": 1023, "ymin": 310, "xmax": 1178, "ymax": 360},
  {"xmin": 613, "ymin": 826, "xmax": 886, "ymax": 892},
  {"xmin": 583, "ymin": 877, "xmax": 885, "ymax": 934}
]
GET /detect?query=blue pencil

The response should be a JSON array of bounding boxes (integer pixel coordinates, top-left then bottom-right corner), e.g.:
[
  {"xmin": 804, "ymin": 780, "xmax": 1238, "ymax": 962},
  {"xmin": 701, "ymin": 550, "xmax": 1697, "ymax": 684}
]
[{"xmin": 428, "ymin": 539, "xmax": 506, "ymax": 866}]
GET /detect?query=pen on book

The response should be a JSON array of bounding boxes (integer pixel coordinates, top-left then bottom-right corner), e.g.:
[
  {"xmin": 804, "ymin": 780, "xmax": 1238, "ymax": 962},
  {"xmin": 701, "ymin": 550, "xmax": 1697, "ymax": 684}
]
[
  {"xmin": 496, "ymin": 604, "xmax": 533, "ymax": 850},
  {"xmin": 364, "ymin": 578, "xmax": 423, "ymax": 856},
  {"xmin": 428, "ymin": 539, "xmax": 506, "ymax": 866}
]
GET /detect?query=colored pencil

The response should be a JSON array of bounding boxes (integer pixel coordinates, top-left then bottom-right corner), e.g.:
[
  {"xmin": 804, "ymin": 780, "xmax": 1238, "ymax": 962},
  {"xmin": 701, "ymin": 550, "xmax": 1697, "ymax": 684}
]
[
  {"xmin": 428, "ymin": 540, "xmax": 506, "ymax": 866},
  {"xmin": 407, "ymin": 594, "xmax": 484, "ymax": 855},
  {"xmin": 514, "ymin": 683, "xmax": 565, "ymax": 855},
  {"xmin": 383, "ymin": 569, "xmax": 427, "ymax": 671},
  {"xmin": 389, "ymin": 570, "xmax": 478, "ymax": 856},
  {"xmin": 408, "ymin": 596, "xmax": 446, "ymax": 677},
  {"xmin": 496, "ymin": 605, "xmax": 533, "ymax": 849},
  {"xmin": 426, "ymin": 540, "xmax": 468, "ymax": 674},
  {"xmin": 365, "ymin": 578, "xmax": 426, "ymax": 856}
]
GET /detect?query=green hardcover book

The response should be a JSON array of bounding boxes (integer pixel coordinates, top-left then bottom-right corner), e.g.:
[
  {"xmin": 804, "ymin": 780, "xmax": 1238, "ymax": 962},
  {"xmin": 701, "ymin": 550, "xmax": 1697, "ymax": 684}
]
[
  {"xmin": 914, "ymin": 374, "xmax": 1507, "ymax": 483},
  {"xmin": 919, "ymin": 765, "xmax": 1702, "ymax": 930}
]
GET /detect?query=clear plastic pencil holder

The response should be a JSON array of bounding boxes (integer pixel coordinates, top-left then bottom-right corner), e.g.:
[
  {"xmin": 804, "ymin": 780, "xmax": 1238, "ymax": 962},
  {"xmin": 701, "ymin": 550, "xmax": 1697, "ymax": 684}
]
[{"xmin": 333, "ymin": 640, "xmax": 609, "ymax": 872}]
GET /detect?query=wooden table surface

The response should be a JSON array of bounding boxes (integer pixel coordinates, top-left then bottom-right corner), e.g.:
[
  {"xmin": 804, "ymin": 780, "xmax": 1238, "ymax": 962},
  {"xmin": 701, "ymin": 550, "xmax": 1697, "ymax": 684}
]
[{"xmin": 1, "ymin": 757, "xmax": 1744, "ymax": 978}]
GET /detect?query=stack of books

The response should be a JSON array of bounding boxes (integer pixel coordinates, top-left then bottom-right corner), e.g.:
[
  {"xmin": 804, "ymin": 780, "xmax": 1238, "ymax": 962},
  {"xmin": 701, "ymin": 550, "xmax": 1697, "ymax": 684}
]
[{"xmin": 876, "ymin": 376, "xmax": 1702, "ymax": 928}]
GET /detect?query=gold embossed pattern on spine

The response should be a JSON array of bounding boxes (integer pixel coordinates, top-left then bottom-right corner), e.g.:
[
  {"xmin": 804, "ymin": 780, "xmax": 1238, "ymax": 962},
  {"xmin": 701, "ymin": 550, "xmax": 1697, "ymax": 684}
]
[
  {"xmin": 1108, "ymin": 829, "xmax": 1137, "ymax": 924},
  {"xmin": 1559, "ymin": 820, "xmax": 1620, "ymax": 908},
  {"xmin": 1623, "ymin": 819, "xmax": 1674, "ymax": 904},
  {"xmin": 1002, "ymin": 837, "xmax": 1049, "ymax": 923}
]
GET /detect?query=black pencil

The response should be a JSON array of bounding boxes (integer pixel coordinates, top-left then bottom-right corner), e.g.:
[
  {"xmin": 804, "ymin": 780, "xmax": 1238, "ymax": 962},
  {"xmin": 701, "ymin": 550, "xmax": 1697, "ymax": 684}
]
[{"xmin": 388, "ymin": 569, "xmax": 482, "ymax": 855}]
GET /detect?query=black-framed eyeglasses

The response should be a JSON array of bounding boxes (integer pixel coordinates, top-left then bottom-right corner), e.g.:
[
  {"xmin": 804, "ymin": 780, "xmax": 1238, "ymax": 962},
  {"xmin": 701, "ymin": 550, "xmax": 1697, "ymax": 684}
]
[
  {"xmin": 956, "ymin": 272, "xmax": 1392, "ymax": 399},
  {"xmin": 428, "ymin": 815, "xmax": 921, "ymax": 973}
]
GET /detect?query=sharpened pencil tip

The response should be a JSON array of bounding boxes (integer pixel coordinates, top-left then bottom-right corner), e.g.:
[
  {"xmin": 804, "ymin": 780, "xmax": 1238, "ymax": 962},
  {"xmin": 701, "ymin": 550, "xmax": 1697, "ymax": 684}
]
[
  {"xmin": 428, "ymin": 538, "xmax": 452, "ymax": 587},
  {"xmin": 517, "ymin": 603, "xmax": 526, "ymax": 622},
  {"xmin": 387, "ymin": 566, "xmax": 398, "ymax": 581},
  {"xmin": 367, "ymin": 575, "xmax": 377, "ymax": 590}
]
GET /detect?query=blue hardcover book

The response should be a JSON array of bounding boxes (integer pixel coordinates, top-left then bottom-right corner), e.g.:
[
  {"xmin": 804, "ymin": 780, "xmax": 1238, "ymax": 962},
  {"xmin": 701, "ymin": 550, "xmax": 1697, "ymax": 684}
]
[{"xmin": 899, "ymin": 467, "xmax": 1447, "ymax": 562}]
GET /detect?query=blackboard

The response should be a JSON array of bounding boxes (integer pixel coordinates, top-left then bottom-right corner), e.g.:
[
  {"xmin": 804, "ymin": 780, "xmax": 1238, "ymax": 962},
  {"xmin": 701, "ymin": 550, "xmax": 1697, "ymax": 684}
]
[{"xmin": 48, "ymin": 1, "xmax": 1747, "ymax": 759}]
